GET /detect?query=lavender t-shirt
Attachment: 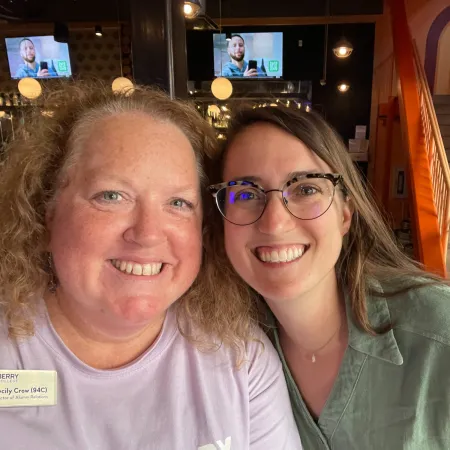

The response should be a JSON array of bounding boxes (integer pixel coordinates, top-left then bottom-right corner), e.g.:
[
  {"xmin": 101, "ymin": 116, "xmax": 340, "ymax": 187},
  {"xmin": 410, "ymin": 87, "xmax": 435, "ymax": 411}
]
[{"xmin": 0, "ymin": 301, "xmax": 302, "ymax": 450}]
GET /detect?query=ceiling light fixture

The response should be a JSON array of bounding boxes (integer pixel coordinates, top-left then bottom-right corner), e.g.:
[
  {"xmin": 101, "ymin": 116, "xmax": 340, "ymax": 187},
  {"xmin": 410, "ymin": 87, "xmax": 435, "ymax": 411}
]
[
  {"xmin": 95, "ymin": 25, "xmax": 103, "ymax": 37},
  {"xmin": 112, "ymin": 0, "xmax": 135, "ymax": 95},
  {"xmin": 54, "ymin": 22, "xmax": 69, "ymax": 43},
  {"xmin": 211, "ymin": 77, "xmax": 232, "ymax": 100},
  {"xmin": 333, "ymin": 38, "xmax": 353, "ymax": 58},
  {"xmin": 112, "ymin": 77, "xmax": 135, "ymax": 95},
  {"xmin": 18, "ymin": 77, "xmax": 42, "ymax": 99},
  {"xmin": 212, "ymin": 0, "xmax": 233, "ymax": 100},
  {"xmin": 337, "ymin": 82, "xmax": 350, "ymax": 93},
  {"xmin": 184, "ymin": 0, "xmax": 201, "ymax": 19}
]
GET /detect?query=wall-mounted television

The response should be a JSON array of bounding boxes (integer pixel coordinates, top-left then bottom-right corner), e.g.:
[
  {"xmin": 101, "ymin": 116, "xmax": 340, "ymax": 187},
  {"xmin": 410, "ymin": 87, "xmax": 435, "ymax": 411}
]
[
  {"xmin": 213, "ymin": 32, "xmax": 283, "ymax": 79},
  {"xmin": 5, "ymin": 36, "xmax": 72, "ymax": 80}
]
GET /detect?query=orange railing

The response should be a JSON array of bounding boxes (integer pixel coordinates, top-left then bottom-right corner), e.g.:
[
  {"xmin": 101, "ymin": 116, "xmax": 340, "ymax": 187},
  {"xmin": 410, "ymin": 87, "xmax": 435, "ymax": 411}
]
[
  {"xmin": 388, "ymin": 0, "xmax": 447, "ymax": 276},
  {"xmin": 412, "ymin": 42, "xmax": 450, "ymax": 262}
]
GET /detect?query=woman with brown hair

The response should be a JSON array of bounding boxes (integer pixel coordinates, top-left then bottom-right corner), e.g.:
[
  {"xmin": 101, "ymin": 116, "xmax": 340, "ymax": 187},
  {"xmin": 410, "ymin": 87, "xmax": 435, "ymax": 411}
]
[
  {"xmin": 0, "ymin": 83, "xmax": 302, "ymax": 449},
  {"xmin": 207, "ymin": 104, "xmax": 450, "ymax": 449}
]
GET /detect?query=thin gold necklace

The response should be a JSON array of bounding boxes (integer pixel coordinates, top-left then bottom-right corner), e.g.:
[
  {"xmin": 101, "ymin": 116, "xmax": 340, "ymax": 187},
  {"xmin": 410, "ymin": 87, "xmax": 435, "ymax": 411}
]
[{"xmin": 310, "ymin": 320, "xmax": 343, "ymax": 363}]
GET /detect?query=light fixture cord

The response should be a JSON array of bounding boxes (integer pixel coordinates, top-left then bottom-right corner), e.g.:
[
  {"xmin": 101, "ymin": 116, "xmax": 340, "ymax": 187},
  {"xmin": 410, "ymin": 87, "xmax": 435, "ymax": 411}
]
[
  {"xmin": 322, "ymin": 0, "xmax": 330, "ymax": 82},
  {"xmin": 323, "ymin": 25, "xmax": 328, "ymax": 81},
  {"xmin": 219, "ymin": 0, "xmax": 223, "ymax": 75},
  {"xmin": 116, "ymin": 0, "xmax": 123, "ymax": 77}
]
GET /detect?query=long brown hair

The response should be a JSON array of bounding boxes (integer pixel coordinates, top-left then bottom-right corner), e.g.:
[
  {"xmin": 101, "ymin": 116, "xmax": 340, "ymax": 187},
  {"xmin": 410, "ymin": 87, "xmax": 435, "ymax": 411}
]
[
  {"xmin": 0, "ymin": 81, "xmax": 257, "ymax": 356},
  {"xmin": 205, "ymin": 104, "xmax": 446, "ymax": 334}
]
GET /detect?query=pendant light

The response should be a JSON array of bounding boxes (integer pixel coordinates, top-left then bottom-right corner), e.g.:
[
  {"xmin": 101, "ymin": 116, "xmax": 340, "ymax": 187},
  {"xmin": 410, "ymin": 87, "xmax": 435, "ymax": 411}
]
[
  {"xmin": 333, "ymin": 37, "xmax": 353, "ymax": 59},
  {"xmin": 211, "ymin": 77, "xmax": 233, "ymax": 100},
  {"xmin": 18, "ymin": 77, "xmax": 42, "ymax": 100},
  {"xmin": 112, "ymin": 77, "xmax": 134, "ymax": 95},
  {"xmin": 337, "ymin": 82, "xmax": 350, "ymax": 93},
  {"xmin": 184, "ymin": 0, "xmax": 201, "ymax": 19},
  {"xmin": 112, "ymin": 0, "xmax": 134, "ymax": 94},
  {"xmin": 212, "ymin": 0, "xmax": 232, "ymax": 100}
]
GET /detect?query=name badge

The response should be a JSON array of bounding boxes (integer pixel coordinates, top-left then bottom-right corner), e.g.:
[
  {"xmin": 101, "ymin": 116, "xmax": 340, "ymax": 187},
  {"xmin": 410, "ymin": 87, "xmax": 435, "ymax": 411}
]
[{"xmin": 0, "ymin": 370, "xmax": 57, "ymax": 407}]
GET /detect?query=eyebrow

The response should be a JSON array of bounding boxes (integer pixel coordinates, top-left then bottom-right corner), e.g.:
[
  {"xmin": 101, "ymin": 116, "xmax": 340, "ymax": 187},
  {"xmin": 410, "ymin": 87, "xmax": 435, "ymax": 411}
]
[
  {"xmin": 230, "ymin": 170, "xmax": 322, "ymax": 183},
  {"xmin": 84, "ymin": 173, "xmax": 135, "ymax": 189},
  {"xmin": 92, "ymin": 174, "xmax": 199, "ymax": 190}
]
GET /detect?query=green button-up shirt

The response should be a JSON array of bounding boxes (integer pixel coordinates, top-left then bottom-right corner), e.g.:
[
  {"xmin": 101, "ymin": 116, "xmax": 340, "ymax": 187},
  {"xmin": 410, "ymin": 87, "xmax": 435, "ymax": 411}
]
[{"xmin": 271, "ymin": 282, "xmax": 450, "ymax": 449}]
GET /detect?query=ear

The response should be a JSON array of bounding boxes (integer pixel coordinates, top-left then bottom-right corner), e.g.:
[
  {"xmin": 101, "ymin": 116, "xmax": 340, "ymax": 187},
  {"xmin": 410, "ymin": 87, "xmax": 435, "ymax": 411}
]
[{"xmin": 341, "ymin": 199, "xmax": 354, "ymax": 236}]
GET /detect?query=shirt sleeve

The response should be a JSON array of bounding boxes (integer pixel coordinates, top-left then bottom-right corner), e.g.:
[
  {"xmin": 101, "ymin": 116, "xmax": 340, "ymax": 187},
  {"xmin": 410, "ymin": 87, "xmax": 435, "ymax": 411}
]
[{"xmin": 247, "ymin": 330, "xmax": 303, "ymax": 449}]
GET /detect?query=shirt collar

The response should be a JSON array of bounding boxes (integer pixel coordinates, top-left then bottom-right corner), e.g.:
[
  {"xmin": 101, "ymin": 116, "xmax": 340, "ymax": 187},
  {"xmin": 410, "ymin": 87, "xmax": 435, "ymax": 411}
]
[{"xmin": 345, "ymin": 282, "xmax": 403, "ymax": 366}]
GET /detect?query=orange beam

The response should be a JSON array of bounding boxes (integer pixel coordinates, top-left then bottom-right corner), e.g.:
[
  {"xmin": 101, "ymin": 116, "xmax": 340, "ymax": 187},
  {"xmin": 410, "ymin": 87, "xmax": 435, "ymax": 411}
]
[{"xmin": 388, "ymin": 0, "xmax": 446, "ymax": 276}]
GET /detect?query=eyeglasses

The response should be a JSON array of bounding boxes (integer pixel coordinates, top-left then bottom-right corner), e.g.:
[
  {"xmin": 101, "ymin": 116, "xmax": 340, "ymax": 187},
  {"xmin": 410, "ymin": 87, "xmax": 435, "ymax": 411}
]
[{"xmin": 208, "ymin": 173, "xmax": 346, "ymax": 226}]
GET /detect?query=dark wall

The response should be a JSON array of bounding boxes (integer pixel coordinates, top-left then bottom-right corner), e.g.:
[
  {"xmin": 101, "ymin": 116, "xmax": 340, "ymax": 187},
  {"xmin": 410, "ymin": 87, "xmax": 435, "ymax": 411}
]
[
  {"xmin": 206, "ymin": 0, "xmax": 383, "ymax": 18},
  {"xmin": 1, "ymin": 0, "xmax": 130, "ymax": 22},
  {"xmin": 187, "ymin": 23, "xmax": 375, "ymax": 142},
  {"xmin": 3, "ymin": 0, "xmax": 382, "ymax": 22}
]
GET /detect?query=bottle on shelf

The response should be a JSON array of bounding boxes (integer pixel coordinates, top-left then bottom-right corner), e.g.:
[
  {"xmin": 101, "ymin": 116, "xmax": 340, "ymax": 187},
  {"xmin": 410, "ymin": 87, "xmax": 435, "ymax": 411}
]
[{"xmin": 12, "ymin": 93, "xmax": 19, "ymax": 107}]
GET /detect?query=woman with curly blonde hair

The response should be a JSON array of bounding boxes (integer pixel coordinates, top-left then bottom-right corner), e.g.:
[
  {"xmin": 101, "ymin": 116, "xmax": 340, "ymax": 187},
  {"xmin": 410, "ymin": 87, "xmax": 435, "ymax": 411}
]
[{"xmin": 0, "ymin": 82, "xmax": 301, "ymax": 450}]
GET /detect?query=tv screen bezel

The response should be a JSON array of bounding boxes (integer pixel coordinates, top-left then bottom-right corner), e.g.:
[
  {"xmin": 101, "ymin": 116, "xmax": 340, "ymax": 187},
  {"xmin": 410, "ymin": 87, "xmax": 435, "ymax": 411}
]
[
  {"xmin": 5, "ymin": 35, "xmax": 73, "ymax": 80},
  {"xmin": 213, "ymin": 31, "xmax": 284, "ymax": 80}
]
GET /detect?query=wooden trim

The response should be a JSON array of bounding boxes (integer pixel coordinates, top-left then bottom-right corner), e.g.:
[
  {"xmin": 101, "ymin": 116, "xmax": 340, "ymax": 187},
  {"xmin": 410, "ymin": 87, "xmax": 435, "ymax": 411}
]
[{"xmin": 212, "ymin": 15, "xmax": 380, "ymax": 27}]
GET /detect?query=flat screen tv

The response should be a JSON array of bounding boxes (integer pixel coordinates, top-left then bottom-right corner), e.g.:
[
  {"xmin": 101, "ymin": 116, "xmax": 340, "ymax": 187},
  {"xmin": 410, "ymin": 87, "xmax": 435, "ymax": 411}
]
[
  {"xmin": 213, "ymin": 32, "xmax": 283, "ymax": 79},
  {"xmin": 5, "ymin": 35, "xmax": 72, "ymax": 80}
]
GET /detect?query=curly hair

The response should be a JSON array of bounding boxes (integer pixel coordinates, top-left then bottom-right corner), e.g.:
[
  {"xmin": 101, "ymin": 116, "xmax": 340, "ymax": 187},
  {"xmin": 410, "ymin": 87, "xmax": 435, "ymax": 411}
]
[
  {"xmin": 0, "ymin": 80, "xmax": 257, "ymax": 355},
  {"xmin": 205, "ymin": 104, "xmax": 447, "ymax": 335}
]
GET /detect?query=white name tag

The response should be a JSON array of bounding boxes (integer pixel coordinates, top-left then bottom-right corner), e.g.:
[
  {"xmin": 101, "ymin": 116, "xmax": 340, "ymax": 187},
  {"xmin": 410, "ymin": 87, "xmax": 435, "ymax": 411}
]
[{"xmin": 0, "ymin": 370, "xmax": 57, "ymax": 407}]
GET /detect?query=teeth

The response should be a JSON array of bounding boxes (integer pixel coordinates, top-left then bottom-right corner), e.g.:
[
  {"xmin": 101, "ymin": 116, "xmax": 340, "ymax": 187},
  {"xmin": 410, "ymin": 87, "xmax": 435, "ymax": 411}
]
[
  {"xmin": 111, "ymin": 259, "xmax": 163, "ymax": 276},
  {"xmin": 287, "ymin": 248, "xmax": 294, "ymax": 261},
  {"xmin": 256, "ymin": 246, "xmax": 306, "ymax": 264}
]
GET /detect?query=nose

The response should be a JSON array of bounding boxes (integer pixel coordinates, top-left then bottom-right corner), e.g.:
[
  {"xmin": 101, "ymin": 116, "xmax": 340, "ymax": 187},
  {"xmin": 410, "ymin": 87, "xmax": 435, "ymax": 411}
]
[
  {"xmin": 257, "ymin": 191, "xmax": 297, "ymax": 235},
  {"xmin": 123, "ymin": 203, "xmax": 167, "ymax": 248}
]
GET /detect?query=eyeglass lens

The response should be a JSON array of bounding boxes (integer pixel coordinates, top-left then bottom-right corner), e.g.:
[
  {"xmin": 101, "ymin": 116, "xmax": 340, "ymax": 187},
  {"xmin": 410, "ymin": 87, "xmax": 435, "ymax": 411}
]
[{"xmin": 215, "ymin": 178, "xmax": 336, "ymax": 225}]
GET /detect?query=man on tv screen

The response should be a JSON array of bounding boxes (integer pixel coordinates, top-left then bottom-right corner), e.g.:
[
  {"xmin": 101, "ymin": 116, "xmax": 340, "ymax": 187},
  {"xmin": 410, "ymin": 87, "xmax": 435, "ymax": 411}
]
[
  {"xmin": 15, "ymin": 38, "xmax": 57, "ymax": 79},
  {"xmin": 222, "ymin": 35, "xmax": 266, "ymax": 78}
]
